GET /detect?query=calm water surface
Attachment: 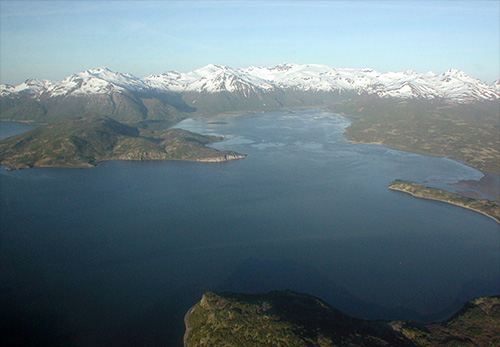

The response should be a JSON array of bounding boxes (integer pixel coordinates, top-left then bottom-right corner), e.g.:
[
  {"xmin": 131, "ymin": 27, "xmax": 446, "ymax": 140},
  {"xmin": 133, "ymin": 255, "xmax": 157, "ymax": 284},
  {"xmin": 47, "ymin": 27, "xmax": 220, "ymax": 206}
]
[{"xmin": 1, "ymin": 110, "xmax": 499, "ymax": 346}]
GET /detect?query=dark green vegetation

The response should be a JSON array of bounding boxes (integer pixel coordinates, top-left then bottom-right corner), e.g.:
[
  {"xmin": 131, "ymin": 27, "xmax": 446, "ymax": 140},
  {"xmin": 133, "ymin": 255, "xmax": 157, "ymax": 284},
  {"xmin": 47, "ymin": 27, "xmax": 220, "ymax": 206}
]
[
  {"xmin": 185, "ymin": 291, "xmax": 500, "ymax": 347},
  {"xmin": 331, "ymin": 98, "xmax": 500, "ymax": 175},
  {"xmin": 184, "ymin": 290, "xmax": 414, "ymax": 347},
  {"xmin": 0, "ymin": 116, "xmax": 246, "ymax": 169},
  {"xmin": 0, "ymin": 91, "xmax": 193, "ymax": 124},
  {"xmin": 391, "ymin": 296, "xmax": 500, "ymax": 347},
  {"xmin": 389, "ymin": 180, "xmax": 500, "ymax": 223}
]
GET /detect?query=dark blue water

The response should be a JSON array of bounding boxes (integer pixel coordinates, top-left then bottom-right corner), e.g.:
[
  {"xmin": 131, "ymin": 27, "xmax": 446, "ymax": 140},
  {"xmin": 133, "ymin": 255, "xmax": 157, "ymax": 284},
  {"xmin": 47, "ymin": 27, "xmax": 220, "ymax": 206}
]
[{"xmin": 1, "ymin": 111, "xmax": 499, "ymax": 346}]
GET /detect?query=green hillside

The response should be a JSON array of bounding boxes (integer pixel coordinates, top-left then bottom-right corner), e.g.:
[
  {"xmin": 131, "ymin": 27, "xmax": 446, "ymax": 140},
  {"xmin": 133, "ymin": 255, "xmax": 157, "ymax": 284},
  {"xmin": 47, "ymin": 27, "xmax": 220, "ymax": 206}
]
[
  {"xmin": 185, "ymin": 290, "xmax": 500, "ymax": 347},
  {"xmin": 0, "ymin": 115, "xmax": 246, "ymax": 169}
]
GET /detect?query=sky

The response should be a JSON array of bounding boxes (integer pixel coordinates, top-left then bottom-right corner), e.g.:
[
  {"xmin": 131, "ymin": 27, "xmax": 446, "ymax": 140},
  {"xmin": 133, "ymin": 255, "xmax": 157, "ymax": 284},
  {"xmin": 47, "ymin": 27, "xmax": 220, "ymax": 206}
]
[{"xmin": 0, "ymin": 0, "xmax": 499, "ymax": 85}]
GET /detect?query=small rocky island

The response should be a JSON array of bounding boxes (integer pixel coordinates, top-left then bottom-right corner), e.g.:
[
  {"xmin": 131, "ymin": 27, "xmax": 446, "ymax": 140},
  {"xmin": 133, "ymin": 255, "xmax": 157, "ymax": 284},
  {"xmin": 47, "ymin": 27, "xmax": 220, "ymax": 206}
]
[
  {"xmin": 0, "ymin": 116, "xmax": 246, "ymax": 169},
  {"xmin": 389, "ymin": 180, "xmax": 500, "ymax": 223},
  {"xmin": 184, "ymin": 290, "xmax": 500, "ymax": 347}
]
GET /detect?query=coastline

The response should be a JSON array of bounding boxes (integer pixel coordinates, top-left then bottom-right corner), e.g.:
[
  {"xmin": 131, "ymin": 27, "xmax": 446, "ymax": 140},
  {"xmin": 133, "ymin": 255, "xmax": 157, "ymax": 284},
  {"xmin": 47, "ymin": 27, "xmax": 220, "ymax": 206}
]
[
  {"xmin": 1, "ymin": 153, "xmax": 247, "ymax": 171},
  {"xmin": 452, "ymin": 171, "xmax": 500, "ymax": 202},
  {"xmin": 341, "ymin": 131, "xmax": 499, "ymax": 202},
  {"xmin": 388, "ymin": 183, "xmax": 500, "ymax": 224},
  {"xmin": 183, "ymin": 305, "xmax": 196, "ymax": 347},
  {"xmin": 0, "ymin": 119, "xmax": 248, "ymax": 170},
  {"xmin": 183, "ymin": 291, "xmax": 500, "ymax": 347}
]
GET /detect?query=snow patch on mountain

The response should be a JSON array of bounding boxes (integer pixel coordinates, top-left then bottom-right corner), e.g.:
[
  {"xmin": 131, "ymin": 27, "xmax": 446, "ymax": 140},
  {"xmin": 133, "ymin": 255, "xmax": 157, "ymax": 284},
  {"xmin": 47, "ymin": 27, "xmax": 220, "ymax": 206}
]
[
  {"xmin": 0, "ymin": 79, "xmax": 54, "ymax": 97},
  {"xmin": 0, "ymin": 67, "xmax": 152, "ymax": 98},
  {"xmin": 144, "ymin": 64, "xmax": 275, "ymax": 94},
  {"xmin": 2, "ymin": 64, "xmax": 499, "ymax": 102},
  {"xmin": 45, "ymin": 67, "xmax": 151, "ymax": 97},
  {"xmin": 491, "ymin": 79, "xmax": 500, "ymax": 93}
]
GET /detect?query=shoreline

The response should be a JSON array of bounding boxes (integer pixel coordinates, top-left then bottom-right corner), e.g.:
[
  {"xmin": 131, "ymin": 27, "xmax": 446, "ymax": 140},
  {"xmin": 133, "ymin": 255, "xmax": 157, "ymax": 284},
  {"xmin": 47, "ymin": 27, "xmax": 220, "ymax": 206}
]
[
  {"xmin": 0, "ymin": 119, "xmax": 248, "ymax": 170},
  {"xmin": 388, "ymin": 183, "xmax": 500, "ymax": 224},
  {"xmin": 1, "ymin": 153, "xmax": 247, "ymax": 171},
  {"xmin": 341, "ymin": 133, "xmax": 499, "ymax": 201},
  {"xmin": 452, "ymin": 171, "xmax": 500, "ymax": 202},
  {"xmin": 183, "ymin": 305, "xmax": 196, "ymax": 347}
]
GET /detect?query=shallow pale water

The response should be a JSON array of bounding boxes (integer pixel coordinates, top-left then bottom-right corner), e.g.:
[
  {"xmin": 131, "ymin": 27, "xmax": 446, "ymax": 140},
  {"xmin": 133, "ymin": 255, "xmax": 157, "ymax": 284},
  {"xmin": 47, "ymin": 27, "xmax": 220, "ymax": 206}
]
[{"xmin": 1, "ymin": 110, "xmax": 498, "ymax": 346}]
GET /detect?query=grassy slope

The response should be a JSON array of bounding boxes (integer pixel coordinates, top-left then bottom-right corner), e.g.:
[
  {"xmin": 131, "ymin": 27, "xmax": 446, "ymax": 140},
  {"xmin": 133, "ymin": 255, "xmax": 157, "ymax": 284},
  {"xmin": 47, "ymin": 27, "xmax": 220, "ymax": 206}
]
[
  {"xmin": 185, "ymin": 291, "xmax": 500, "ymax": 347},
  {"xmin": 185, "ymin": 290, "xmax": 413, "ymax": 347},
  {"xmin": 331, "ymin": 98, "xmax": 500, "ymax": 175},
  {"xmin": 392, "ymin": 296, "xmax": 500, "ymax": 347},
  {"xmin": 0, "ymin": 116, "xmax": 245, "ymax": 169}
]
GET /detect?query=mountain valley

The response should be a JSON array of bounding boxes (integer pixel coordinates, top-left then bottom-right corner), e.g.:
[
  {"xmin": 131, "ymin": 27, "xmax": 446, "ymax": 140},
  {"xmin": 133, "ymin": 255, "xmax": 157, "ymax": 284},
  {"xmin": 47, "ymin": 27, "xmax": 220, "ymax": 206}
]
[{"xmin": 1, "ymin": 64, "xmax": 498, "ymax": 179}]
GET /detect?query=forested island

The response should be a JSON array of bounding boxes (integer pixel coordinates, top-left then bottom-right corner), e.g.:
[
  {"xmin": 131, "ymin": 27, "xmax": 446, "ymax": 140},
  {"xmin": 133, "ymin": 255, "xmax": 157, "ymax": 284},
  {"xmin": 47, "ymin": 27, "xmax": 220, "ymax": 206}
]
[
  {"xmin": 184, "ymin": 290, "xmax": 500, "ymax": 347},
  {"xmin": 389, "ymin": 180, "xmax": 500, "ymax": 223},
  {"xmin": 0, "ymin": 116, "xmax": 246, "ymax": 169}
]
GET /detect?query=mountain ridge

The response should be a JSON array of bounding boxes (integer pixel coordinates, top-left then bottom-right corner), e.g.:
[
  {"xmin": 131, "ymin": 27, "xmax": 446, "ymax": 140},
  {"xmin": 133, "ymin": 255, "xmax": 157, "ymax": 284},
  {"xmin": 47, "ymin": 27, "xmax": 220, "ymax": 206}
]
[{"xmin": 2, "ymin": 63, "xmax": 498, "ymax": 103}]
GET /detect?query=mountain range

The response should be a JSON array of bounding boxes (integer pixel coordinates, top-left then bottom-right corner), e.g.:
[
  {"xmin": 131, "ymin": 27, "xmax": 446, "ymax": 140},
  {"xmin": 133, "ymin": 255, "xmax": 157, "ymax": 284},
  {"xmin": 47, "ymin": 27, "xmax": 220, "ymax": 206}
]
[{"xmin": 1, "ymin": 64, "xmax": 499, "ymax": 123}]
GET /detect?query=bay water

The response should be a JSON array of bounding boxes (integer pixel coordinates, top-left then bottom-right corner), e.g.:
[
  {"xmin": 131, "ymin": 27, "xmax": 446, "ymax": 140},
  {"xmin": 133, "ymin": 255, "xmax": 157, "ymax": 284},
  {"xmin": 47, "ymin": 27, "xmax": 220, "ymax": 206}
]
[{"xmin": 1, "ymin": 111, "xmax": 498, "ymax": 346}]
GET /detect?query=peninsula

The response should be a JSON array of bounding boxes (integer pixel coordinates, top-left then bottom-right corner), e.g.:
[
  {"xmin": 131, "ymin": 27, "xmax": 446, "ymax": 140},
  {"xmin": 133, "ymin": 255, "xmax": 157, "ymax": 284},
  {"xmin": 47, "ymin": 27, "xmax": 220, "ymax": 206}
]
[
  {"xmin": 388, "ymin": 180, "xmax": 500, "ymax": 223},
  {"xmin": 331, "ymin": 99, "xmax": 500, "ymax": 176},
  {"xmin": 0, "ymin": 116, "xmax": 246, "ymax": 169},
  {"xmin": 184, "ymin": 290, "xmax": 500, "ymax": 347}
]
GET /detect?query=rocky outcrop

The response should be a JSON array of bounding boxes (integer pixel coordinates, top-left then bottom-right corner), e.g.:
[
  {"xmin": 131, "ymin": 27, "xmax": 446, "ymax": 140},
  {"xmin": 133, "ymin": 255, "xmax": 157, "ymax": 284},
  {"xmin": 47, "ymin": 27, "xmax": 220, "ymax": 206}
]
[
  {"xmin": 184, "ymin": 290, "xmax": 500, "ymax": 347},
  {"xmin": 184, "ymin": 290, "xmax": 413, "ymax": 347},
  {"xmin": 196, "ymin": 153, "xmax": 247, "ymax": 162}
]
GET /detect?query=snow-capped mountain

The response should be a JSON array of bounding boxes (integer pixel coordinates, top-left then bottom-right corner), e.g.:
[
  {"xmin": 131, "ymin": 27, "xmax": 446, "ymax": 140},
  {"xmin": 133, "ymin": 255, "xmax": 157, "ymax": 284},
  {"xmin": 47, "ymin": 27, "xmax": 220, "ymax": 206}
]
[
  {"xmin": 0, "ymin": 78, "xmax": 54, "ymax": 97},
  {"xmin": 239, "ymin": 64, "xmax": 499, "ymax": 102},
  {"xmin": 492, "ymin": 79, "xmax": 500, "ymax": 93},
  {"xmin": 0, "ymin": 67, "xmax": 151, "ymax": 98},
  {"xmin": 47, "ymin": 67, "xmax": 152, "ymax": 97},
  {"xmin": 1, "ymin": 64, "xmax": 498, "ymax": 123},
  {"xmin": 145, "ymin": 64, "xmax": 275, "ymax": 95},
  {"xmin": 2, "ymin": 63, "xmax": 498, "ymax": 102}
]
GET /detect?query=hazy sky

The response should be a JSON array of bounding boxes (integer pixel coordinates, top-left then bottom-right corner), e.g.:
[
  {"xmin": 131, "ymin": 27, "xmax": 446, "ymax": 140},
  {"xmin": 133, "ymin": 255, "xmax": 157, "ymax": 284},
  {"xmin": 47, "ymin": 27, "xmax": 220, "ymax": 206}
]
[{"xmin": 1, "ymin": 0, "xmax": 499, "ymax": 85}]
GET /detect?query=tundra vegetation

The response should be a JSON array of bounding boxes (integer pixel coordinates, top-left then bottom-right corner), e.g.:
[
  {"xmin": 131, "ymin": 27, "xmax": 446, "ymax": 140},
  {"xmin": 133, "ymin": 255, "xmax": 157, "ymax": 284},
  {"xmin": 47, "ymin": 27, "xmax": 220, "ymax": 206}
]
[
  {"xmin": 185, "ymin": 290, "xmax": 500, "ymax": 347},
  {"xmin": 331, "ymin": 98, "xmax": 500, "ymax": 175}
]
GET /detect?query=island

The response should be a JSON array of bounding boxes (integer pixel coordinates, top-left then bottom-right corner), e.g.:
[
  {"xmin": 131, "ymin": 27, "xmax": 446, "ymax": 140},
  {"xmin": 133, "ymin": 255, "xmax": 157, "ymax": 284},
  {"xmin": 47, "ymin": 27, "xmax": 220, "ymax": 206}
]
[
  {"xmin": 388, "ymin": 180, "xmax": 500, "ymax": 223},
  {"xmin": 184, "ymin": 290, "xmax": 500, "ymax": 347},
  {"xmin": 0, "ymin": 115, "xmax": 246, "ymax": 169}
]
